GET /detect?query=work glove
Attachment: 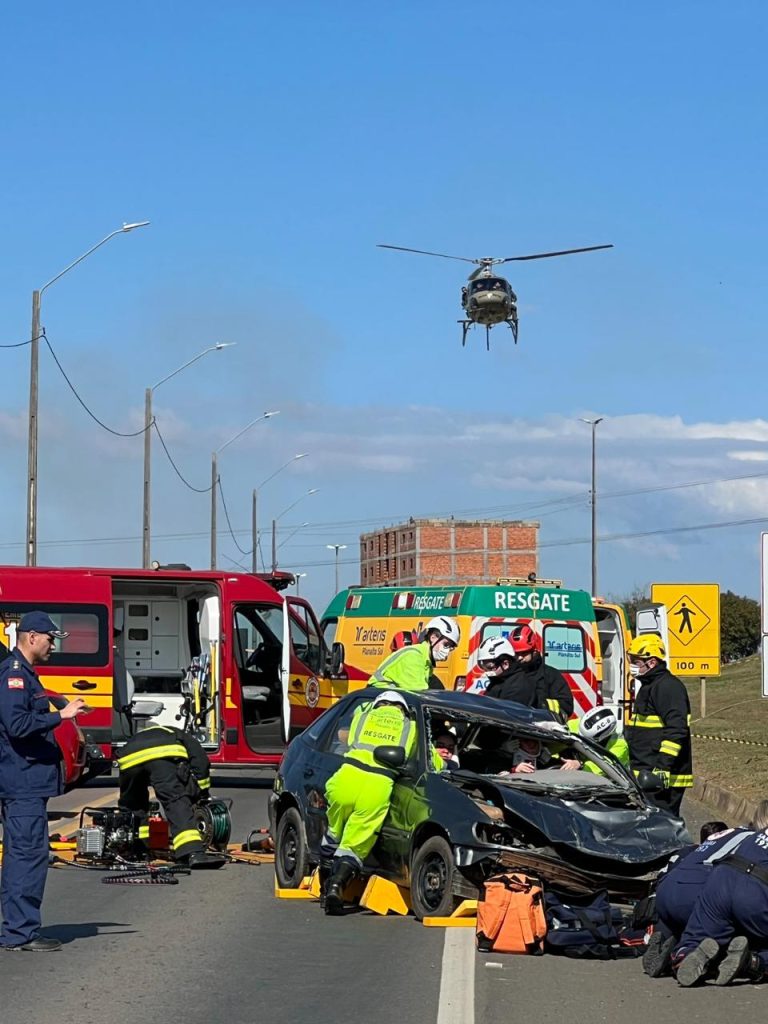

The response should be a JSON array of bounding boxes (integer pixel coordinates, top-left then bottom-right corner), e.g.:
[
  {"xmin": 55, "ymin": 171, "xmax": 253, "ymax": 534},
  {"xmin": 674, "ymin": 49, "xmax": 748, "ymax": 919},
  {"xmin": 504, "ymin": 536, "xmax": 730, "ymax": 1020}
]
[{"xmin": 651, "ymin": 769, "xmax": 671, "ymax": 789}]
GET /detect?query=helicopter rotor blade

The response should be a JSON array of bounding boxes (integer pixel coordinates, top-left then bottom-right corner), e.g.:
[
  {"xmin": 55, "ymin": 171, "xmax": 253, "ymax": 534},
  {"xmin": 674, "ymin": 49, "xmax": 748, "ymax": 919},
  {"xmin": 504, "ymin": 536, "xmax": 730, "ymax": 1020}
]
[
  {"xmin": 499, "ymin": 244, "xmax": 614, "ymax": 263},
  {"xmin": 377, "ymin": 244, "xmax": 479, "ymax": 265}
]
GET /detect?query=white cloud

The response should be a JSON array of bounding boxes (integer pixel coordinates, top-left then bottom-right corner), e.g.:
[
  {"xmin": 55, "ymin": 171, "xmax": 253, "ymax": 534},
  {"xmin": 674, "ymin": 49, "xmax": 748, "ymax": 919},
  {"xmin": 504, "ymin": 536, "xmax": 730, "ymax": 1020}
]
[{"xmin": 728, "ymin": 450, "xmax": 768, "ymax": 462}]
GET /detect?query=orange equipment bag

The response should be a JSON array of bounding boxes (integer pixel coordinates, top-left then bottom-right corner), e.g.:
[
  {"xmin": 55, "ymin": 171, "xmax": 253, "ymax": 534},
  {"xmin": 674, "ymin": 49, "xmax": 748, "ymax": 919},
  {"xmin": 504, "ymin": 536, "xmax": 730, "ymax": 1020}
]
[{"xmin": 476, "ymin": 873, "xmax": 547, "ymax": 954}]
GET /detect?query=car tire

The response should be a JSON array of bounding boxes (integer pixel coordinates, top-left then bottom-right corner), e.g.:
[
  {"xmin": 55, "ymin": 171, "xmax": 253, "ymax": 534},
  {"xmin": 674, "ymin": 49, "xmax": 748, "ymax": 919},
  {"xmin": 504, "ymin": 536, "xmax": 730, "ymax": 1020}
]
[
  {"xmin": 410, "ymin": 835, "xmax": 459, "ymax": 921},
  {"xmin": 275, "ymin": 807, "xmax": 309, "ymax": 889}
]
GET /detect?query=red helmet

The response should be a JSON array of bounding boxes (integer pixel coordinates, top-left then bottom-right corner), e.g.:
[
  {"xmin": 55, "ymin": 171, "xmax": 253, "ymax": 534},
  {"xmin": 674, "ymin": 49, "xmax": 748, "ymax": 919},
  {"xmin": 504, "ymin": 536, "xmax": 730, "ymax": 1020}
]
[
  {"xmin": 509, "ymin": 624, "xmax": 540, "ymax": 655},
  {"xmin": 390, "ymin": 630, "xmax": 419, "ymax": 652}
]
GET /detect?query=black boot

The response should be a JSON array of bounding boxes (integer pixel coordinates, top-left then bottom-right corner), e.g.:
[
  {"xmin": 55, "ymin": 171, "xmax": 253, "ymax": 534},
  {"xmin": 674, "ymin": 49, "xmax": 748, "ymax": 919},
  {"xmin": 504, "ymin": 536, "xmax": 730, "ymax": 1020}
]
[
  {"xmin": 186, "ymin": 851, "xmax": 227, "ymax": 870},
  {"xmin": 324, "ymin": 860, "xmax": 357, "ymax": 916}
]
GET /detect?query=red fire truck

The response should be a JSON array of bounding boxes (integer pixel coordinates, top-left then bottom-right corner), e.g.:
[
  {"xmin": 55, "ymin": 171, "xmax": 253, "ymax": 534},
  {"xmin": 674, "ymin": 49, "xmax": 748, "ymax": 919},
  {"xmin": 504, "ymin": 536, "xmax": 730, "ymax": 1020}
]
[{"xmin": 0, "ymin": 565, "xmax": 343, "ymax": 768}]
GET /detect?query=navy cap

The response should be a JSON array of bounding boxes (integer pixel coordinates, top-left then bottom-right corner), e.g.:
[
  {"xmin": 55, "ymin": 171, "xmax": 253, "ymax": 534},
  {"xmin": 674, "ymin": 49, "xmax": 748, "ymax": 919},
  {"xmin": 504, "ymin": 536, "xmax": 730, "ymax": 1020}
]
[{"xmin": 17, "ymin": 611, "xmax": 69, "ymax": 638}]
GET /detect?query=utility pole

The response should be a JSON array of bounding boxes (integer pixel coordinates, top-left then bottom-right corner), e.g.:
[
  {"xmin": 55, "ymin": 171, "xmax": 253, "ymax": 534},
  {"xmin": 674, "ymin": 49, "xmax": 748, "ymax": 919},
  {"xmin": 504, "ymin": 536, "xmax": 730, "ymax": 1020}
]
[
  {"xmin": 210, "ymin": 452, "xmax": 218, "ymax": 570},
  {"xmin": 580, "ymin": 417, "xmax": 604, "ymax": 595},
  {"xmin": 142, "ymin": 388, "xmax": 152, "ymax": 568},
  {"xmin": 26, "ymin": 289, "xmax": 41, "ymax": 566},
  {"xmin": 257, "ymin": 489, "xmax": 264, "ymax": 577},
  {"xmin": 271, "ymin": 518, "xmax": 277, "ymax": 573}
]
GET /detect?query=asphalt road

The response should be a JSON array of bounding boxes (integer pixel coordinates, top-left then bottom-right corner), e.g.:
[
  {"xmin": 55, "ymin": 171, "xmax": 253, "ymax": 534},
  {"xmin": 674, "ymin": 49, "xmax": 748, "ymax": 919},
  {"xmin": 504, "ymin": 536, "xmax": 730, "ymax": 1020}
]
[{"xmin": 0, "ymin": 779, "xmax": 764, "ymax": 1024}]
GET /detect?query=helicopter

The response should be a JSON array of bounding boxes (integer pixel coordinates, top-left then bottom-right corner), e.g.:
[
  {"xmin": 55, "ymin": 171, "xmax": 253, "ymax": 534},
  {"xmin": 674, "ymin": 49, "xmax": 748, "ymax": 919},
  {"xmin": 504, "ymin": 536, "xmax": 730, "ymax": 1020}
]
[{"xmin": 377, "ymin": 242, "xmax": 614, "ymax": 349}]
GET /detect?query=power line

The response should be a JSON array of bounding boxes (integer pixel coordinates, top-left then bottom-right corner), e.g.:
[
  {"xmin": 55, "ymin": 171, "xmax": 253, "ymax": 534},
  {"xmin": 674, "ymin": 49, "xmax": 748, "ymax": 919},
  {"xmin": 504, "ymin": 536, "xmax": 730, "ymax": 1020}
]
[
  {"xmin": 43, "ymin": 332, "xmax": 149, "ymax": 438},
  {"xmin": 217, "ymin": 478, "xmax": 251, "ymax": 556},
  {"xmin": 152, "ymin": 420, "xmax": 212, "ymax": 494},
  {"xmin": 0, "ymin": 333, "xmax": 39, "ymax": 349}
]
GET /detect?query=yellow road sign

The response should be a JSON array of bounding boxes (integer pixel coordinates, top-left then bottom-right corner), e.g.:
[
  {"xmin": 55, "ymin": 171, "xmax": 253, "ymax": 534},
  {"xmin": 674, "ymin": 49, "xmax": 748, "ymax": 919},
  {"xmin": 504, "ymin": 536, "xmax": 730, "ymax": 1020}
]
[{"xmin": 650, "ymin": 583, "xmax": 720, "ymax": 676}]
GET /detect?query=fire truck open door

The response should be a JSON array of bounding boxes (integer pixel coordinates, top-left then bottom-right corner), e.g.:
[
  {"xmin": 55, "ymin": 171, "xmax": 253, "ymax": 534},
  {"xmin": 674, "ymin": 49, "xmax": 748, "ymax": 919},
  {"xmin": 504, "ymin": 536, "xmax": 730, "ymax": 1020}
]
[
  {"xmin": 198, "ymin": 596, "xmax": 221, "ymax": 745},
  {"xmin": 281, "ymin": 599, "xmax": 292, "ymax": 742}
]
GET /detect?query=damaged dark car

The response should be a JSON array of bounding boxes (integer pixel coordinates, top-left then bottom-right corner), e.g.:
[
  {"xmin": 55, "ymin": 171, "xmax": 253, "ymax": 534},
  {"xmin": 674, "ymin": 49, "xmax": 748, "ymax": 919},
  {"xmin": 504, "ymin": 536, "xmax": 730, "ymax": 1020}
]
[{"xmin": 270, "ymin": 688, "xmax": 689, "ymax": 920}]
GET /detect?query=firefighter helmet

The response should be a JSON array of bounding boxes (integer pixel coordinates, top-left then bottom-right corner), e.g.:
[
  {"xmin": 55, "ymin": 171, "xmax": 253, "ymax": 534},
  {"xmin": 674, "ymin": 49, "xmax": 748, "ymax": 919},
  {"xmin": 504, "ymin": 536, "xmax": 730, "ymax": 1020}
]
[
  {"xmin": 372, "ymin": 690, "xmax": 410, "ymax": 712},
  {"xmin": 390, "ymin": 630, "xmax": 419, "ymax": 652},
  {"xmin": 628, "ymin": 635, "xmax": 666, "ymax": 660},
  {"xmin": 424, "ymin": 616, "xmax": 460, "ymax": 647},
  {"xmin": 477, "ymin": 636, "xmax": 515, "ymax": 666},
  {"xmin": 509, "ymin": 623, "xmax": 540, "ymax": 655},
  {"xmin": 579, "ymin": 707, "xmax": 618, "ymax": 744}
]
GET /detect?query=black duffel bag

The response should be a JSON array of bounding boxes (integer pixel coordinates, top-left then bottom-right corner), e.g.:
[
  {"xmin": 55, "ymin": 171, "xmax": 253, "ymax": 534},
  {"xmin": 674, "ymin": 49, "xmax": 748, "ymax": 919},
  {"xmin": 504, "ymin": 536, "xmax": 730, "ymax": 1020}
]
[{"xmin": 544, "ymin": 889, "xmax": 637, "ymax": 960}]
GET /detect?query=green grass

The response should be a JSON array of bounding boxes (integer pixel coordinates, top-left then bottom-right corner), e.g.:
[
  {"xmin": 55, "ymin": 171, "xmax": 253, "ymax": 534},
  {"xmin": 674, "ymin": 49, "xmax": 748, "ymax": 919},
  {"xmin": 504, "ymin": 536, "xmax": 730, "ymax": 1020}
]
[{"xmin": 684, "ymin": 655, "xmax": 768, "ymax": 804}]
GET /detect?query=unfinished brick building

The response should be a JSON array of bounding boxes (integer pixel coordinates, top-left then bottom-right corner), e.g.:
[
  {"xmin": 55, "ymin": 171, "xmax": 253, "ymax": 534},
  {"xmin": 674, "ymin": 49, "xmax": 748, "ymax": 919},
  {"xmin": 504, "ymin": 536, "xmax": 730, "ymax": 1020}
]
[{"xmin": 359, "ymin": 518, "xmax": 539, "ymax": 587}]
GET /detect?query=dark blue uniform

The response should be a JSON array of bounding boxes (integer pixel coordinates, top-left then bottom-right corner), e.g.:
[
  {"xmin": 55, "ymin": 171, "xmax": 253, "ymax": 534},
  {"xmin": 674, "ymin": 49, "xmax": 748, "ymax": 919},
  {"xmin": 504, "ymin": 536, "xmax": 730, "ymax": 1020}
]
[
  {"xmin": 655, "ymin": 827, "xmax": 752, "ymax": 939},
  {"xmin": 0, "ymin": 649, "xmax": 63, "ymax": 947},
  {"xmin": 677, "ymin": 830, "xmax": 768, "ymax": 970}
]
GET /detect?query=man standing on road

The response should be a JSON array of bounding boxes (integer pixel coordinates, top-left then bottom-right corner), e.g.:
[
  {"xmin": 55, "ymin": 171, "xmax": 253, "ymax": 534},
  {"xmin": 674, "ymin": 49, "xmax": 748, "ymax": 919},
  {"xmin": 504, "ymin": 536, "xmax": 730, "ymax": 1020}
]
[
  {"xmin": 0, "ymin": 611, "xmax": 88, "ymax": 952},
  {"xmin": 625, "ymin": 635, "xmax": 692, "ymax": 816},
  {"xmin": 370, "ymin": 616, "xmax": 460, "ymax": 692}
]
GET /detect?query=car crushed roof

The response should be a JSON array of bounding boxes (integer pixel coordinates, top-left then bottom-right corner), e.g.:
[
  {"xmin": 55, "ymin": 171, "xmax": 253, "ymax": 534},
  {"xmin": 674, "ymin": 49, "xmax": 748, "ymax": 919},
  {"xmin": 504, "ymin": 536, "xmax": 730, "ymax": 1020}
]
[{"xmin": 351, "ymin": 686, "xmax": 569, "ymax": 737}]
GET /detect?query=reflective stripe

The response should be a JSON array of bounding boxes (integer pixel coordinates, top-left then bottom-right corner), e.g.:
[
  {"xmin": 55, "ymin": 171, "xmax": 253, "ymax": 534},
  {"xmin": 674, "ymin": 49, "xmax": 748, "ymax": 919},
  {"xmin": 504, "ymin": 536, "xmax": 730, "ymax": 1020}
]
[
  {"xmin": 660, "ymin": 740, "xmax": 681, "ymax": 756},
  {"xmin": 704, "ymin": 830, "xmax": 751, "ymax": 865},
  {"xmin": 631, "ymin": 714, "xmax": 664, "ymax": 728},
  {"xmin": 198, "ymin": 777, "xmax": 211, "ymax": 790},
  {"xmin": 172, "ymin": 829, "xmax": 201, "ymax": 850},
  {"xmin": 138, "ymin": 825, "xmax": 150, "ymax": 839},
  {"xmin": 117, "ymin": 743, "xmax": 189, "ymax": 770},
  {"xmin": 546, "ymin": 699, "xmax": 560, "ymax": 713},
  {"xmin": 669, "ymin": 774, "xmax": 693, "ymax": 787},
  {"xmin": 371, "ymin": 649, "xmax": 406, "ymax": 682}
]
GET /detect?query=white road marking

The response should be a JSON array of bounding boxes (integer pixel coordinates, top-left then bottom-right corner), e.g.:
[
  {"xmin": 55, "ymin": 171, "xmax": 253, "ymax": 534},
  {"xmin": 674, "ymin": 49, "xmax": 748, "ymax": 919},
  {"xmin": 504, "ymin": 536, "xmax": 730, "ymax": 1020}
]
[{"xmin": 436, "ymin": 927, "xmax": 475, "ymax": 1024}]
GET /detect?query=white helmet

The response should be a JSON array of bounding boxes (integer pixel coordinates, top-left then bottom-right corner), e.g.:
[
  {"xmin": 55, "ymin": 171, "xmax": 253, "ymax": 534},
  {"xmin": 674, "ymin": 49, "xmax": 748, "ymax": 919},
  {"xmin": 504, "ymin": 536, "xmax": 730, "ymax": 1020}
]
[
  {"xmin": 372, "ymin": 689, "xmax": 410, "ymax": 712},
  {"xmin": 424, "ymin": 616, "xmax": 460, "ymax": 647},
  {"xmin": 477, "ymin": 636, "xmax": 515, "ymax": 665},
  {"xmin": 579, "ymin": 707, "xmax": 618, "ymax": 744}
]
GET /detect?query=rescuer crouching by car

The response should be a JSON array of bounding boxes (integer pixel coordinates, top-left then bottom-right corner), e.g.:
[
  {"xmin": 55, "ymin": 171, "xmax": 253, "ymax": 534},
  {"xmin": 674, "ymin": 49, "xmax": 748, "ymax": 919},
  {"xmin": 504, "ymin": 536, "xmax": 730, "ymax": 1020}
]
[
  {"xmin": 321, "ymin": 689, "xmax": 443, "ymax": 915},
  {"xmin": 116, "ymin": 725, "xmax": 225, "ymax": 869}
]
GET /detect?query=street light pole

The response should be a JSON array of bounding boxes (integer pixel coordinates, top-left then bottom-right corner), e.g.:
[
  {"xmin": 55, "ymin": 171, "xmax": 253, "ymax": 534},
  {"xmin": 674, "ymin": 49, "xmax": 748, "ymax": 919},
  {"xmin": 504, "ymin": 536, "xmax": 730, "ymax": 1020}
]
[
  {"xmin": 251, "ymin": 453, "xmax": 308, "ymax": 574},
  {"xmin": 25, "ymin": 220, "xmax": 150, "ymax": 565},
  {"xmin": 295, "ymin": 572, "xmax": 307, "ymax": 597},
  {"xmin": 580, "ymin": 417, "xmax": 604, "ymax": 596},
  {"xmin": 210, "ymin": 411, "xmax": 280, "ymax": 570},
  {"xmin": 142, "ymin": 342, "xmax": 234, "ymax": 568},
  {"xmin": 326, "ymin": 543, "xmax": 348, "ymax": 594},
  {"xmin": 270, "ymin": 489, "xmax": 319, "ymax": 572}
]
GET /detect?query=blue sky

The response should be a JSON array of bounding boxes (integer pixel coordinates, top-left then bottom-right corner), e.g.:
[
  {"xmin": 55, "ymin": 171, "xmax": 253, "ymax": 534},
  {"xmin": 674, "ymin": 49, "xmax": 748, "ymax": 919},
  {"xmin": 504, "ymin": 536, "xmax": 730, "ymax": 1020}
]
[{"xmin": 2, "ymin": 1, "xmax": 768, "ymax": 611}]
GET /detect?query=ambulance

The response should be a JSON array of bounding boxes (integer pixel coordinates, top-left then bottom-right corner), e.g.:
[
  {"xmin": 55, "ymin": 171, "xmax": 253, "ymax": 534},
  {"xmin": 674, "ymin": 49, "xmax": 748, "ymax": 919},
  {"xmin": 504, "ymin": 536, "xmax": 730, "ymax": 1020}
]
[
  {"xmin": 0, "ymin": 564, "xmax": 339, "ymax": 768},
  {"xmin": 321, "ymin": 578, "xmax": 667, "ymax": 724}
]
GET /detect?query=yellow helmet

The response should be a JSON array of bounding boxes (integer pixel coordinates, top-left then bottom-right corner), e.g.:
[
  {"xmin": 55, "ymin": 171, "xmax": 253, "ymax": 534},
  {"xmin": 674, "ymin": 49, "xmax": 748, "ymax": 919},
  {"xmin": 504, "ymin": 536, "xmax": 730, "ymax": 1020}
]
[{"xmin": 628, "ymin": 634, "xmax": 666, "ymax": 660}]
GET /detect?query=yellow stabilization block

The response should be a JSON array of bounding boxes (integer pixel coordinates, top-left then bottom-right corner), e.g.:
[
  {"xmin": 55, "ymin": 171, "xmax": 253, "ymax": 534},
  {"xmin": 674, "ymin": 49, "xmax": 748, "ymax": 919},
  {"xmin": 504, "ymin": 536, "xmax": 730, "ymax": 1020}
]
[
  {"xmin": 422, "ymin": 899, "xmax": 478, "ymax": 928},
  {"xmin": 359, "ymin": 874, "xmax": 412, "ymax": 916},
  {"xmin": 274, "ymin": 869, "xmax": 320, "ymax": 899}
]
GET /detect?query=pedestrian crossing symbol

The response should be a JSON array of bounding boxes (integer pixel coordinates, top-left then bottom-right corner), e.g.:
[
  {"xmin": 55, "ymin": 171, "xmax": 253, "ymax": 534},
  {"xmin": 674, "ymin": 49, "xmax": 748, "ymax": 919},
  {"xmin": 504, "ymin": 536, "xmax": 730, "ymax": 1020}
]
[
  {"xmin": 668, "ymin": 594, "xmax": 710, "ymax": 645},
  {"xmin": 650, "ymin": 582, "xmax": 720, "ymax": 676}
]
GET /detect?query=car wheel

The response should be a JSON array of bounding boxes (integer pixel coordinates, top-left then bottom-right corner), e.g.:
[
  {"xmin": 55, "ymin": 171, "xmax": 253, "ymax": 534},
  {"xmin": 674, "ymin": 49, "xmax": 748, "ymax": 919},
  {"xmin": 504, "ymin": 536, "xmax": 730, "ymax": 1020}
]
[
  {"xmin": 275, "ymin": 807, "xmax": 309, "ymax": 889},
  {"xmin": 410, "ymin": 835, "xmax": 459, "ymax": 921}
]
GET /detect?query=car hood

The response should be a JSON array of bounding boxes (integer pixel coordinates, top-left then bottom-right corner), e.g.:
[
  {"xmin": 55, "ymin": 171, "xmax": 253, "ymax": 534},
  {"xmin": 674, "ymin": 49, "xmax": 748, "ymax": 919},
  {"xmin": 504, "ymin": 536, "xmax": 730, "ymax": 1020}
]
[{"xmin": 447, "ymin": 769, "xmax": 687, "ymax": 864}]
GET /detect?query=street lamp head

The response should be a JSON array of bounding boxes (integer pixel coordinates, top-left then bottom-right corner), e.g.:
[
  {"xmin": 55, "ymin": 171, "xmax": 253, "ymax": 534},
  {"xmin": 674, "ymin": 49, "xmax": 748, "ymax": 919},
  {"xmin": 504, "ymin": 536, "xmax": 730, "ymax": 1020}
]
[
  {"xmin": 294, "ymin": 453, "xmax": 309, "ymax": 461},
  {"xmin": 264, "ymin": 410, "xmax": 280, "ymax": 419},
  {"xmin": 215, "ymin": 342, "xmax": 237, "ymax": 351},
  {"xmin": 121, "ymin": 221, "xmax": 151, "ymax": 232},
  {"xmin": 307, "ymin": 488, "xmax": 319, "ymax": 495}
]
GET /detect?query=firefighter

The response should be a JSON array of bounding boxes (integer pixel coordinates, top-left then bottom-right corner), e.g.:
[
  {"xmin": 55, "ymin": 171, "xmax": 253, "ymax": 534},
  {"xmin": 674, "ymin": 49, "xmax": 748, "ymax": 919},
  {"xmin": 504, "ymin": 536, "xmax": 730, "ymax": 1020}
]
[
  {"xmin": 370, "ymin": 616, "xmax": 460, "ymax": 692},
  {"xmin": 673, "ymin": 823, "xmax": 768, "ymax": 986},
  {"xmin": 482, "ymin": 637, "xmax": 538, "ymax": 706},
  {"xmin": 642, "ymin": 821, "xmax": 757, "ymax": 979},
  {"xmin": 509, "ymin": 624, "xmax": 574, "ymax": 722},
  {"xmin": 323, "ymin": 690, "xmax": 442, "ymax": 915},
  {"xmin": 568, "ymin": 707, "xmax": 630, "ymax": 773},
  {"xmin": 0, "ymin": 611, "xmax": 88, "ymax": 952},
  {"xmin": 116, "ymin": 725, "xmax": 224, "ymax": 869},
  {"xmin": 624, "ymin": 635, "xmax": 692, "ymax": 816}
]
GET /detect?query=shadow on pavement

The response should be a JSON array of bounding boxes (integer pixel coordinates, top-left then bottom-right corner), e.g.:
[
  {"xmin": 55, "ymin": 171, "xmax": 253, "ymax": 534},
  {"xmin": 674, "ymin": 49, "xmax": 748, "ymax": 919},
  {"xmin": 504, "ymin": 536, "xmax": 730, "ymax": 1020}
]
[{"xmin": 43, "ymin": 922, "xmax": 136, "ymax": 944}]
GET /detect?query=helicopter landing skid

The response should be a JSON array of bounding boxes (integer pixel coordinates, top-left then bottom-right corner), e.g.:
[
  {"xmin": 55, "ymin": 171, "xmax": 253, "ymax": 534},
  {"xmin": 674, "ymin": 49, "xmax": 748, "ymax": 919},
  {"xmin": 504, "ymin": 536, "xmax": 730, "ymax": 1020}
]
[{"xmin": 457, "ymin": 319, "xmax": 518, "ymax": 350}]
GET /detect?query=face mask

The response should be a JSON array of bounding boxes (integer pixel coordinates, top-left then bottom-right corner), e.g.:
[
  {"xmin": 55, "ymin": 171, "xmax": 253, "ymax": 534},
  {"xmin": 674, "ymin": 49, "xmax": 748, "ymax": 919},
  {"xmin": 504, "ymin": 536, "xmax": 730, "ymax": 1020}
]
[
  {"xmin": 630, "ymin": 660, "xmax": 650, "ymax": 678},
  {"xmin": 432, "ymin": 641, "xmax": 451, "ymax": 663}
]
